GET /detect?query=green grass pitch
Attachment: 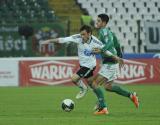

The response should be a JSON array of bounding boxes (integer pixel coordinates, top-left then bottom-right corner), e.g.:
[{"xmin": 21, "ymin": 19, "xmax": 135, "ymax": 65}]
[{"xmin": 0, "ymin": 85, "xmax": 160, "ymax": 125}]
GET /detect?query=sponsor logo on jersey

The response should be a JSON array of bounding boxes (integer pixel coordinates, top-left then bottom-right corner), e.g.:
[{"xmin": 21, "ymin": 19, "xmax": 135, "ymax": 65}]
[
  {"xmin": 116, "ymin": 59, "xmax": 153, "ymax": 84},
  {"xmin": 84, "ymin": 49, "xmax": 94, "ymax": 56},
  {"xmin": 29, "ymin": 61, "xmax": 76, "ymax": 85}
]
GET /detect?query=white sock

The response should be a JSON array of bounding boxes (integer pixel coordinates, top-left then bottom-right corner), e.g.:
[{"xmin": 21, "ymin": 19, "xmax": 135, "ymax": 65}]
[{"xmin": 77, "ymin": 80, "xmax": 87, "ymax": 90}]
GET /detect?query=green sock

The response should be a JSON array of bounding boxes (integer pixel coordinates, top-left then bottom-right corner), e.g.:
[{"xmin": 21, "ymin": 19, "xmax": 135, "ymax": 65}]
[
  {"xmin": 107, "ymin": 85, "xmax": 131, "ymax": 97},
  {"xmin": 93, "ymin": 87, "xmax": 107, "ymax": 108}
]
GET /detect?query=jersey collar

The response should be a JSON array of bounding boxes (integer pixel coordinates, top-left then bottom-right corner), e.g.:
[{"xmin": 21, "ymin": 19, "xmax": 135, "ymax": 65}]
[{"xmin": 86, "ymin": 36, "xmax": 92, "ymax": 44}]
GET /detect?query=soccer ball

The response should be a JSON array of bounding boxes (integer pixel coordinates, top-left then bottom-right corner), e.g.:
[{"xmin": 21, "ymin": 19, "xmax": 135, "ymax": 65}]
[{"xmin": 61, "ymin": 99, "xmax": 75, "ymax": 112}]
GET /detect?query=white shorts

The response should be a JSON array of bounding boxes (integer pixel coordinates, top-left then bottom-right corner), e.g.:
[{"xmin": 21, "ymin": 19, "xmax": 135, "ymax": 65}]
[{"xmin": 98, "ymin": 63, "xmax": 119, "ymax": 82}]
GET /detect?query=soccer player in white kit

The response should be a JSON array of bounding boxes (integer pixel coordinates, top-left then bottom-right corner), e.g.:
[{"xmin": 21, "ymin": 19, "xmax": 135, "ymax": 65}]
[{"xmin": 41, "ymin": 25, "xmax": 120, "ymax": 99}]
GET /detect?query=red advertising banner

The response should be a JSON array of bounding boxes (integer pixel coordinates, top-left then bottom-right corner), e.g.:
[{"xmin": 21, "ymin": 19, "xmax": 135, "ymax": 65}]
[
  {"xmin": 19, "ymin": 60, "xmax": 79, "ymax": 86},
  {"xmin": 19, "ymin": 58, "xmax": 160, "ymax": 86},
  {"xmin": 115, "ymin": 59, "xmax": 160, "ymax": 84}
]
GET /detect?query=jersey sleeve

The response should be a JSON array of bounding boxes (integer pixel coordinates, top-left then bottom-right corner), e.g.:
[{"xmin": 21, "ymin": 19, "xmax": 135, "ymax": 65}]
[
  {"xmin": 92, "ymin": 36, "xmax": 104, "ymax": 48},
  {"xmin": 96, "ymin": 40, "xmax": 104, "ymax": 49},
  {"xmin": 58, "ymin": 34, "xmax": 80, "ymax": 44},
  {"xmin": 112, "ymin": 33, "xmax": 123, "ymax": 58},
  {"xmin": 101, "ymin": 30, "xmax": 114, "ymax": 52}
]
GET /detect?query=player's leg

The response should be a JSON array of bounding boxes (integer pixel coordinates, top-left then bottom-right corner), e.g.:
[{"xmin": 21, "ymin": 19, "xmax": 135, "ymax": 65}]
[
  {"xmin": 87, "ymin": 75, "xmax": 101, "ymax": 91},
  {"xmin": 99, "ymin": 63, "xmax": 131, "ymax": 97},
  {"xmin": 104, "ymin": 81, "xmax": 131, "ymax": 97},
  {"xmin": 99, "ymin": 63, "xmax": 139, "ymax": 108},
  {"xmin": 87, "ymin": 75, "xmax": 105, "ymax": 110},
  {"xmin": 87, "ymin": 76, "xmax": 102, "ymax": 111},
  {"xmin": 104, "ymin": 82, "xmax": 139, "ymax": 108},
  {"xmin": 93, "ymin": 63, "xmax": 119, "ymax": 115},
  {"xmin": 101, "ymin": 61, "xmax": 139, "ymax": 108},
  {"xmin": 91, "ymin": 74, "xmax": 109, "ymax": 115},
  {"xmin": 71, "ymin": 73, "xmax": 88, "ymax": 99},
  {"xmin": 71, "ymin": 73, "xmax": 87, "ymax": 90},
  {"xmin": 73, "ymin": 66, "xmax": 96, "ymax": 99}
]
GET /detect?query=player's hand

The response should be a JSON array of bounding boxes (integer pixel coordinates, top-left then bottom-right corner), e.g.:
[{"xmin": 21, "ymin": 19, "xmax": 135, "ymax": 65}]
[
  {"xmin": 113, "ymin": 56, "xmax": 124, "ymax": 68},
  {"xmin": 92, "ymin": 48, "xmax": 101, "ymax": 54},
  {"xmin": 117, "ymin": 58, "xmax": 124, "ymax": 68},
  {"xmin": 40, "ymin": 40, "xmax": 51, "ymax": 45}
]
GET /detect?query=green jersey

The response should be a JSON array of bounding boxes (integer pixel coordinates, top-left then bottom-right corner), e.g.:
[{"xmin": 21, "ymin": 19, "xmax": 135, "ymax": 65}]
[{"xmin": 98, "ymin": 27, "xmax": 122, "ymax": 64}]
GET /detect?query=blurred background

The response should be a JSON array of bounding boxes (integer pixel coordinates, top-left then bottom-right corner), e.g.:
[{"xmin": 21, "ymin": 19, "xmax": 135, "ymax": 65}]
[
  {"xmin": 0, "ymin": 0, "xmax": 160, "ymax": 86},
  {"xmin": 0, "ymin": 0, "xmax": 160, "ymax": 57},
  {"xmin": 0, "ymin": 1, "xmax": 160, "ymax": 124}
]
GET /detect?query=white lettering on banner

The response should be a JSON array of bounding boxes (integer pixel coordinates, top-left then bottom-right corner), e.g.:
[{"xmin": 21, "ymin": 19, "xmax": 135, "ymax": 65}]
[
  {"xmin": 31, "ymin": 67, "xmax": 41, "ymax": 78},
  {"xmin": 150, "ymin": 65, "xmax": 154, "ymax": 79},
  {"xmin": 0, "ymin": 36, "xmax": 27, "ymax": 51},
  {"xmin": 116, "ymin": 59, "xmax": 152, "ymax": 84},
  {"xmin": 118, "ymin": 65, "xmax": 145, "ymax": 79},
  {"xmin": 29, "ymin": 61, "xmax": 76, "ymax": 85},
  {"xmin": 31, "ymin": 66, "xmax": 73, "ymax": 80}
]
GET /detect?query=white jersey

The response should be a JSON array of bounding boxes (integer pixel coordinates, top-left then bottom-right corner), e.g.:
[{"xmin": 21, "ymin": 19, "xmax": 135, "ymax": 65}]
[{"xmin": 58, "ymin": 34, "xmax": 104, "ymax": 69}]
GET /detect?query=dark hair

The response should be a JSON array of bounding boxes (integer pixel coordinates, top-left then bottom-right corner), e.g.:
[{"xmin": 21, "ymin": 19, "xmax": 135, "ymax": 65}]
[
  {"xmin": 98, "ymin": 14, "xmax": 109, "ymax": 23},
  {"xmin": 80, "ymin": 25, "xmax": 92, "ymax": 34}
]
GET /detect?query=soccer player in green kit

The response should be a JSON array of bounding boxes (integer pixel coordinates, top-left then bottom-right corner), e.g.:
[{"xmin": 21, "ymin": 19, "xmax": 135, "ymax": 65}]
[{"xmin": 91, "ymin": 14, "xmax": 139, "ymax": 115}]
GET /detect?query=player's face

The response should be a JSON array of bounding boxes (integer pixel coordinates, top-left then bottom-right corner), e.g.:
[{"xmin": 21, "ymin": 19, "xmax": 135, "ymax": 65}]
[
  {"xmin": 80, "ymin": 30, "xmax": 91, "ymax": 42},
  {"xmin": 95, "ymin": 17, "xmax": 104, "ymax": 29}
]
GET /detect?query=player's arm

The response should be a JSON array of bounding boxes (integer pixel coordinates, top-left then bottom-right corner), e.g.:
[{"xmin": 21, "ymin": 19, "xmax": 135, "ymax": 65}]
[
  {"xmin": 40, "ymin": 35, "xmax": 78, "ymax": 45},
  {"xmin": 113, "ymin": 33, "xmax": 123, "ymax": 58},
  {"xmin": 92, "ymin": 35, "xmax": 115, "ymax": 58},
  {"xmin": 92, "ymin": 47, "xmax": 116, "ymax": 58},
  {"xmin": 104, "ymin": 51, "xmax": 124, "ymax": 67},
  {"xmin": 101, "ymin": 31, "xmax": 123, "ymax": 62},
  {"xmin": 91, "ymin": 37, "xmax": 115, "ymax": 58},
  {"xmin": 92, "ymin": 48, "xmax": 124, "ymax": 67},
  {"xmin": 104, "ymin": 33, "xmax": 124, "ymax": 66},
  {"xmin": 40, "ymin": 38, "xmax": 59, "ymax": 45},
  {"xmin": 103, "ymin": 50, "xmax": 124, "ymax": 68},
  {"xmin": 101, "ymin": 33, "xmax": 114, "ymax": 52},
  {"xmin": 93, "ymin": 32, "xmax": 124, "ymax": 66}
]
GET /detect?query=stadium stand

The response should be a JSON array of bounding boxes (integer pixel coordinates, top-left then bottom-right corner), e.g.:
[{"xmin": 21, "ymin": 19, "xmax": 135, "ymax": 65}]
[
  {"xmin": 48, "ymin": 0, "xmax": 84, "ymax": 35},
  {"xmin": 1, "ymin": 0, "xmax": 159, "ymax": 54},
  {"xmin": 77, "ymin": 0, "xmax": 160, "ymax": 53},
  {"xmin": 0, "ymin": 0, "xmax": 56, "ymax": 24}
]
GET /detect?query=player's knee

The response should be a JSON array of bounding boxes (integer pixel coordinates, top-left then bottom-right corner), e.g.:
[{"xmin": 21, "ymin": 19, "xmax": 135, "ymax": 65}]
[
  {"xmin": 92, "ymin": 81, "xmax": 98, "ymax": 88},
  {"xmin": 87, "ymin": 77, "xmax": 93, "ymax": 85},
  {"xmin": 71, "ymin": 77, "xmax": 78, "ymax": 84},
  {"xmin": 71, "ymin": 74, "xmax": 79, "ymax": 84},
  {"xmin": 105, "ymin": 83, "xmax": 112, "ymax": 91},
  {"xmin": 88, "ymin": 81, "xmax": 95, "ymax": 89}
]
